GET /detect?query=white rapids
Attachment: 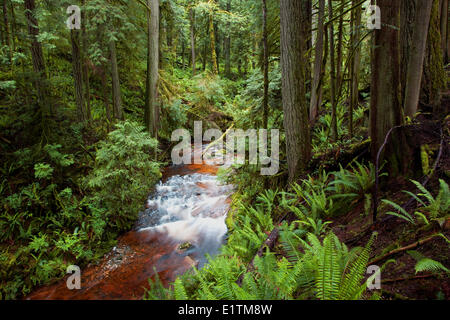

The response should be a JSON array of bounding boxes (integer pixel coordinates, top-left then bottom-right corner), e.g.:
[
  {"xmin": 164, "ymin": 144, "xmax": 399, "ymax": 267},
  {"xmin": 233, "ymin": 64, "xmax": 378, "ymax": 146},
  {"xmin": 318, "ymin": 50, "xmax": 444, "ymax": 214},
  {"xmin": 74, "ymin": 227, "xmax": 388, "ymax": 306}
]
[{"xmin": 136, "ymin": 146, "xmax": 234, "ymax": 267}]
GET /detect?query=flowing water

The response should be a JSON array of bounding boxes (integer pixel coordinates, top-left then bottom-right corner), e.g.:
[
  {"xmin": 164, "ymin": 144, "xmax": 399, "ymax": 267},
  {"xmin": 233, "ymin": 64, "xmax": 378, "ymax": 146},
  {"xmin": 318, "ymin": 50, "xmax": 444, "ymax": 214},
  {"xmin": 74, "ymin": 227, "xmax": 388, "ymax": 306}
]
[{"xmin": 26, "ymin": 145, "xmax": 233, "ymax": 300}]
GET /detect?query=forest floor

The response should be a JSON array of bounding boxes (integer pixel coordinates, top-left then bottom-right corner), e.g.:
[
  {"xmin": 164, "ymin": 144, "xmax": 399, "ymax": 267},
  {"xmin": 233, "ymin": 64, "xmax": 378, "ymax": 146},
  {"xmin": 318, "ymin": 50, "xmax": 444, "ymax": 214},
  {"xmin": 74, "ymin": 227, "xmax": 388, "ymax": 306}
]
[{"xmin": 326, "ymin": 115, "xmax": 450, "ymax": 299}]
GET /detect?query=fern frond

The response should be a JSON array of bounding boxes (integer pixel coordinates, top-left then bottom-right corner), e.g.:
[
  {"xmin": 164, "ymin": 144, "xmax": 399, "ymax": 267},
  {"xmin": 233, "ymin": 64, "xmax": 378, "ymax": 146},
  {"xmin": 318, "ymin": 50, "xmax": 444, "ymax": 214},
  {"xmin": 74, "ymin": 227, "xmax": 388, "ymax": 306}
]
[
  {"xmin": 315, "ymin": 233, "xmax": 341, "ymax": 300},
  {"xmin": 173, "ymin": 278, "xmax": 189, "ymax": 300},
  {"xmin": 415, "ymin": 258, "xmax": 449, "ymax": 274},
  {"xmin": 338, "ymin": 232, "xmax": 376, "ymax": 300}
]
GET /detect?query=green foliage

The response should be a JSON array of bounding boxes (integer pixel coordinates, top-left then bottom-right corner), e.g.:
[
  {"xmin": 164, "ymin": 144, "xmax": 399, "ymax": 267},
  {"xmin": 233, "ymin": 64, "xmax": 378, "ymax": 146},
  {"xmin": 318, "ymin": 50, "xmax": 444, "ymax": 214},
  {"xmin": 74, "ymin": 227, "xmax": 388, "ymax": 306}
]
[
  {"xmin": 408, "ymin": 251, "xmax": 449, "ymax": 274},
  {"xmin": 383, "ymin": 179, "xmax": 450, "ymax": 225},
  {"xmin": 145, "ymin": 172, "xmax": 377, "ymax": 301},
  {"xmin": 146, "ymin": 229, "xmax": 377, "ymax": 300},
  {"xmin": 85, "ymin": 121, "xmax": 161, "ymax": 231},
  {"xmin": 34, "ymin": 163, "xmax": 54, "ymax": 180},
  {"xmin": 0, "ymin": 121, "xmax": 161, "ymax": 299},
  {"xmin": 281, "ymin": 161, "xmax": 378, "ymax": 220}
]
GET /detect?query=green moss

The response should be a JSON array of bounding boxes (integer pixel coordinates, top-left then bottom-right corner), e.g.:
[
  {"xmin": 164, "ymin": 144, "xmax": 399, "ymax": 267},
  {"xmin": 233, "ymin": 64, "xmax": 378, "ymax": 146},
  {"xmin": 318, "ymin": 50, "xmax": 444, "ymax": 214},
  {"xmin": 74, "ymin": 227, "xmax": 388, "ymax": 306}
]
[
  {"xmin": 421, "ymin": 145, "xmax": 431, "ymax": 176},
  {"xmin": 425, "ymin": 0, "xmax": 446, "ymax": 106}
]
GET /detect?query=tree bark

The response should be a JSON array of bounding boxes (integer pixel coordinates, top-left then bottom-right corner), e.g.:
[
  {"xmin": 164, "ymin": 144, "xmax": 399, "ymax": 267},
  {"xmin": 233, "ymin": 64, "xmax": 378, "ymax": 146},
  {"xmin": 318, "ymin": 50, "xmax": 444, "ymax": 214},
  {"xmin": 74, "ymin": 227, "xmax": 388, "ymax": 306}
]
[
  {"xmin": 81, "ymin": 0, "xmax": 91, "ymax": 122},
  {"xmin": 350, "ymin": 0, "xmax": 362, "ymax": 138},
  {"xmin": 440, "ymin": 0, "xmax": 448, "ymax": 63},
  {"xmin": 70, "ymin": 29, "xmax": 85, "ymax": 122},
  {"xmin": 370, "ymin": 0, "xmax": 404, "ymax": 173},
  {"xmin": 145, "ymin": 0, "xmax": 159, "ymax": 136},
  {"xmin": 2, "ymin": 0, "xmax": 11, "ymax": 61},
  {"xmin": 190, "ymin": 7, "xmax": 196, "ymax": 75},
  {"xmin": 109, "ymin": 40, "xmax": 123, "ymax": 121},
  {"xmin": 336, "ymin": 0, "xmax": 345, "ymax": 92},
  {"xmin": 328, "ymin": 0, "xmax": 338, "ymax": 142},
  {"xmin": 24, "ymin": 0, "xmax": 50, "ymax": 117},
  {"xmin": 423, "ymin": 0, "xmax": 446, "ymax": 115},
  {"xmin": 280, "ymin": 0, "xmax": 311, "ymax": 181},
  {"xmin": 310, "ymin": 0, "xmax": 325, "ymax": 123},
  {"xmin": 302, "ymin": 0, "xmax": 312, "ymax": 100},
  {"xmin": 224, "ymin": 0, "xmax": 231, "ymax": 78},
  {"xmin": 209, "ymin": 8, "xmax": 218, "ymax": 75},
  {"xmin": 400, "ymin": 0, "xmax": 417, "ymax": 104},
  {"xmin": 262, "ymin": 0, "xmax": 269, "ymax": 129},
  {"xmin": 404, "ymin": 0, "xmax": 433, "ymax": 118},
  {"xmin": 8, "ymin": 0, "xmax": 16, "ymax": 52}
]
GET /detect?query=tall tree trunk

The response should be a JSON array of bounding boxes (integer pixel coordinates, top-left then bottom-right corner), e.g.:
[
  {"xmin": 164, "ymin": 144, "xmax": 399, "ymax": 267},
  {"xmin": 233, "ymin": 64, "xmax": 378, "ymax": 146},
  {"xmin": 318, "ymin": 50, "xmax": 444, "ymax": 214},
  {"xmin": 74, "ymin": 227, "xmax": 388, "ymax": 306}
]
[
  {"xmin": 100, "ymin": 66, "xmax": 111, "ymax": 132},
  {"xmin": 145, "ymin": 0, "xmax": 159, "ymax": 136},
  {"xmin": 328, "ymin": 0, "xmax": 338, "ymax": 142},
  {"xmin": 280, "ymin": 0, "xmax": 311, "ymax": 181},
  {"xmin": 302, "ymin": 0, "xmax": 312, "ymax": 100},
  {"xmin": 400, "ymin": 0, "xmax": 417, "ymax": 104},
  {"xmin": 9, "ymin": 0, "xmax": 16, "ymax": 51},
  {"xmin": 202, "ymin": 39, "xmax": 207, "ymax": 71},
  {"xmin": 404, "ymin": 0, "xmax": 433, "ymax": 118},
  {"xmin": 336, "ymin": 0, "xmax": 344, "ymax": 89},
  {"xmin": 2, "ymin": 0, "xmax": 11, "ymax": 62},
  {"xmin": 209, "ymin": 9, "xmax": 218, "ymax": 75},
  {"xmin": 81, "ymin": 0, "xmax": 91, "ymax": 122},
  {"xmin": 190, "ymin": 7, "xmax": 196, "ymax": 75},
  {"xmin": 181, "ymin": 37, "xmax": 185, "ymax": 69},
  {"xmin": 109, "ymin": 40, "xmax": 123, "ymax": 121},
  {"xmin": 422, "ymin": 0, "xmax": 446, "ymax": 115},
  {"xmin": 262, "ymin": 0, "xmax": 269, "ymax": 129},
  {"xmin": 370, "ymin": 0, "xmax": 404, "ymax": 172},
  {"xmin": 224, "ymin": 0, "xmax": 231, "ymax": 78},
  {"xmin": 24, "ymin": 0, "xmax": 50, "ymax": 117},
  {"xmin": 350, "ymin": 0, "xmax": 362, "ymax": 138},
  {"xmin": 310, "ymin": 0, "xmax": 325, "ymax": 123},
  {"xmin": 440, "ymin": 0, "xmax": 448, "ymax": 63},
  {"xmin": 70, "ymin": 29, "xmax": 85, "ymax": 122}
]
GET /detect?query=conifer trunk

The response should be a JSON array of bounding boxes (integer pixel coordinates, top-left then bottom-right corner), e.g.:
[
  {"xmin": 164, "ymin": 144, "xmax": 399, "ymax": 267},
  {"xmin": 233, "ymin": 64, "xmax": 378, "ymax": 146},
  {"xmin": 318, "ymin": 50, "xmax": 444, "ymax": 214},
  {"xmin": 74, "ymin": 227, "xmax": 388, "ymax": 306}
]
[
  {"xmin": 310, "ymin": 0, "xmax": 325, "ymax": 123},
  {"xmin": 70, "ymin": 29, "xmax": 85, "ymax": 122},
  {"xmin": 280, "ymin": 0, "xmax": 311, "ymax": 181},
  {"xmin": 262, "ymin": 0, "xmax": 269, "ymax": 129},
  {"xmin": 109, "ymin": 39, "xmax": 123, "ymax": 121}
]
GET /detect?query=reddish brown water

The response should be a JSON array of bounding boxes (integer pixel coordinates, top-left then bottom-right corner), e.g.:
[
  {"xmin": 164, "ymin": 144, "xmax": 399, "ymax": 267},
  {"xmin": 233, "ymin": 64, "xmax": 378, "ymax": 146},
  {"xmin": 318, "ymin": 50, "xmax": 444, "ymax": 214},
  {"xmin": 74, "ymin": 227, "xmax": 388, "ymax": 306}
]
[{"xmin": 26, "ymin": 148, "xmax": 232, "ymax": 300}]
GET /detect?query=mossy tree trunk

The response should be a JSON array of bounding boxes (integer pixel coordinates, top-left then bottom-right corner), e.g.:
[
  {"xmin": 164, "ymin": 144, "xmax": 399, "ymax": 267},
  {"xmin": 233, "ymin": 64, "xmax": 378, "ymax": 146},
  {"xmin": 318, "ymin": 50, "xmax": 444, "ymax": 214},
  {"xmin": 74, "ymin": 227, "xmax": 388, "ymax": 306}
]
[
  {"xmin": 190, "ymin": 7, "xmax": 196, "ymax": 76},
  {"xmin": 422, "ymin": 0, "xmax": 446, "ymax": 116},
  {"xmin": 404, "ymin": 0, "xmax": 433, "ymax": 118},
  {"xmin": 145, "ymin": 0, "xmax": 159, "ymax": 137},
  {"xmin": 109, "ymin": 39, "xmax": 123, "ymax": 121},
  {"xmin": 262, "ymin": 0, "xmax": 269, "ymax": 129},
  {"xmin": 370, "ymin": 0, "xmax": 407, "ymax": 175},
  {"xmin": 70, "ymin": 28, "xmax": 85, "ymax": 122},
  {"xmin": 280, "ymin": 0, "xmax": 311, "ymax": 182},
  {"xmin": 310, "ymin": 0, "xmax": 325, "ymax": 123},
  {"xmin": 350, "ymin": 0, "xmax": 362, "ymax": 138},
  {"xmin": 209, "ymin": 8, "xmax": 218, "ymax": 75},
  {"xmin": 328, "ymin": 0, "xmax": 338, "ymax": 142}
]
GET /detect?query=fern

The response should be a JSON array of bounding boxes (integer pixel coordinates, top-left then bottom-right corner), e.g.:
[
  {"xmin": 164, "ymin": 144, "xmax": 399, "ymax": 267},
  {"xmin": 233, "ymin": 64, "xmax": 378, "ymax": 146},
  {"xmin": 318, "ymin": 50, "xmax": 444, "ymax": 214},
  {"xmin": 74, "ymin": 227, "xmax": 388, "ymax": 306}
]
[
  {"xmin": 338, "ymin": 233, "xmax": 376, "ymax": 300},
  {"xmin": 415, "ymin": 259, "xmax": 449, "ymax": 274},
  {"xmin": 316, "ymin": 233, "xmax": 342, "ymax": 299},
  {"xmin": 408, "ymin": 251, "xmax": 449, "ymax": 274},
  {"xmin": 173, "ymin": 278, "xmax": 189, "ymax": 300},
  {"xmin": 383, "ymin": 199, "xmax": 416, "ymax": 224}
]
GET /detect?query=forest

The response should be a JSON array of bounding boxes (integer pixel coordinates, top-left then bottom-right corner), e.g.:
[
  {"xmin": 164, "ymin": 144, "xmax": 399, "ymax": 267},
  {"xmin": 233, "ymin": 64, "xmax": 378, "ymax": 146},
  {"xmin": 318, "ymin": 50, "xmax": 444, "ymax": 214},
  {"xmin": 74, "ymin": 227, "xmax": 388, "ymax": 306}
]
[{"xmin": 0, "ymin": 0, "xmax": 449, "ymax": 301}]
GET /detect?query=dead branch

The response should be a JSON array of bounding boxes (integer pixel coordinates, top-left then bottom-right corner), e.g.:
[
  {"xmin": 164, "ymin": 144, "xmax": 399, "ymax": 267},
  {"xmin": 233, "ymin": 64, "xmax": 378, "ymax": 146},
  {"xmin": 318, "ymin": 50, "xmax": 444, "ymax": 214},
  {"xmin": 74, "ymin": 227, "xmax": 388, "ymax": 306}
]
[
  {"xmin": 382, "ymin": 274, "xmax": 441, "ymax": 284},
  {"xmin": 369, "ymin": 234, "xmax": 441, "ymax": 265}
]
